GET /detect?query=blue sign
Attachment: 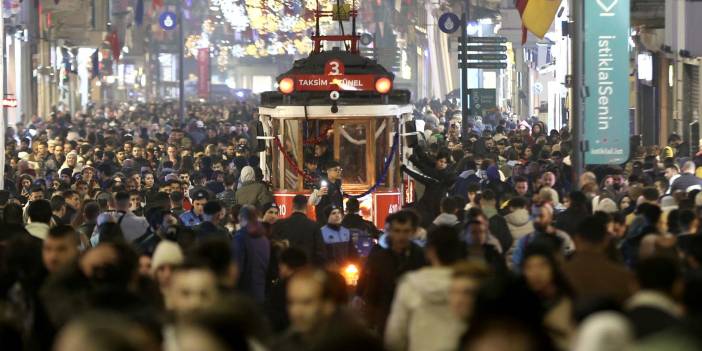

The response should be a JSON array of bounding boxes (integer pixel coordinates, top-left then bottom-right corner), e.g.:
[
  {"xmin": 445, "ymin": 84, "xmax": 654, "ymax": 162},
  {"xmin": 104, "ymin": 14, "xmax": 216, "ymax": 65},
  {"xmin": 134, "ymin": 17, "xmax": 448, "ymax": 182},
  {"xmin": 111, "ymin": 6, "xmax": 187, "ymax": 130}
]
[
  {"xmin": 159, "ymin": 11, "xmax": 177, "ymax": 31},
  {"xmin": 584, "ymin": 0, "xmax": 630, "ymax": 165},
  {"xmin": 438, "ymin": 13, "xmax": 460, "ymax": 34}
]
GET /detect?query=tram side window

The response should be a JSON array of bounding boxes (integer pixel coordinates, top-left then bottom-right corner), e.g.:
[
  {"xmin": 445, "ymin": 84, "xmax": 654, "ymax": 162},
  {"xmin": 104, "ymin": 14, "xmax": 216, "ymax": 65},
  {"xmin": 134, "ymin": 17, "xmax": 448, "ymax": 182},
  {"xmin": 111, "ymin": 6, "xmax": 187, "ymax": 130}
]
[{"xmin": 339, "ymin": 123, "xmax": 368, "ymax": 184}]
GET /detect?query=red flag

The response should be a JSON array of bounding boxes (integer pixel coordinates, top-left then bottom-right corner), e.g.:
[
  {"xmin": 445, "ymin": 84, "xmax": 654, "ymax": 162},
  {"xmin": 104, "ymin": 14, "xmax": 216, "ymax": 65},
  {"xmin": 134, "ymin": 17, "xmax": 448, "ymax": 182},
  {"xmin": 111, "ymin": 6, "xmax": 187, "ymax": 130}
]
[
  {"xmin": 107, "ymin": 31, "xmax": 121, "ymax": 62},
  {"xmin": 515, "ymin": 0, "xmax": 528, "ymax": 44}
]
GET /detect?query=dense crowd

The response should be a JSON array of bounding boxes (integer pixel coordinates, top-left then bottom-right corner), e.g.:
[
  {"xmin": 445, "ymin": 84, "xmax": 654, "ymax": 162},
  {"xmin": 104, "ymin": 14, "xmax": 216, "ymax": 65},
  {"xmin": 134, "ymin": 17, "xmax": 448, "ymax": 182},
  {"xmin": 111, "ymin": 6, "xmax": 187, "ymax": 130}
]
[{"xmin": 1, "ymin": 98, "xmax": 702, "ymax": 351}]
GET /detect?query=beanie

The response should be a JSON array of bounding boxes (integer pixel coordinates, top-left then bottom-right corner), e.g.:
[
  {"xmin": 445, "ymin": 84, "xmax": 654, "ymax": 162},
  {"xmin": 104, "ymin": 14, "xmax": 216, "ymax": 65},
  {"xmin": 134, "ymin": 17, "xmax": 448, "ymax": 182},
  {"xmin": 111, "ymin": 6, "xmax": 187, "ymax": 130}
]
[{"xmin": 151, "ymin": 240, "xmax": 184, "ymax": 274}]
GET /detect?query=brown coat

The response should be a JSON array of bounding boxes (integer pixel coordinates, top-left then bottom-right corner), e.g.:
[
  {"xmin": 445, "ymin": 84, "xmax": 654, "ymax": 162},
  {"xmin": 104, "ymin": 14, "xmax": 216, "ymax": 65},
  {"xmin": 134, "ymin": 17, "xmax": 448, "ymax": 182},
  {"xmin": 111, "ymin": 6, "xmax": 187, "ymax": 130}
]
[{"xmin": 563, "ymin": 251, "xmax": 635, "ymax": 304}]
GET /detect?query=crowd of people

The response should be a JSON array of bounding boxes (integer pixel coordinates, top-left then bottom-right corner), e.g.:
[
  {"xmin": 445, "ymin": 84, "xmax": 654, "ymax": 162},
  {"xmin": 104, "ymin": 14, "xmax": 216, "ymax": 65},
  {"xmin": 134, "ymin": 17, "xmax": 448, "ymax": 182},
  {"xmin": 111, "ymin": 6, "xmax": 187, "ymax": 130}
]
[{"xmin": 1, "ymin": 98, "xmax": 702, "ymax": 351}]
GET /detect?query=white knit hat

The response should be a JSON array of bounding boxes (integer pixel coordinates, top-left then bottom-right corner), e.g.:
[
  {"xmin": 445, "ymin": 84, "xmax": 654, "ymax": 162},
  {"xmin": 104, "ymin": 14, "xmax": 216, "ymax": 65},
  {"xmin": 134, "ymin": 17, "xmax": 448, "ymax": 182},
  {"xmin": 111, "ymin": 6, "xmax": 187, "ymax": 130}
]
[{"xmin": 151, "ymin": 240, "xmax": 184, "ymax": 274}]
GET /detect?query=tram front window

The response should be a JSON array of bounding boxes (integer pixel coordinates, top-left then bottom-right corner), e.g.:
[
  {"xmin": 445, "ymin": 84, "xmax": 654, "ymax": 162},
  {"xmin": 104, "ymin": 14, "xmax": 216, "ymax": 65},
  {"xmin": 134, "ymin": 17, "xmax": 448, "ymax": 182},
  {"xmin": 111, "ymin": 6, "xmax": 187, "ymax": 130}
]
[{"xmin": 339, "ymin": 123, "xmax": 367, "ymax": 184}]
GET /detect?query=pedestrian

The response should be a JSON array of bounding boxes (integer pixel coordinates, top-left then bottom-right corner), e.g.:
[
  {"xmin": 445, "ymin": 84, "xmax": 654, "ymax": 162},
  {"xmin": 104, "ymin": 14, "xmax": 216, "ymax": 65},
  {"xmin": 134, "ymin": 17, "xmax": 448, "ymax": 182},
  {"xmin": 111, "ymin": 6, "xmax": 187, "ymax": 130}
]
[
  {"xmin": 179, "ymin": 189, "xmax": 208, "ymax": 227},
  {"xmin": 272, "ymin": 194, "xmax": 326, "ymax": 265},
  {"xmin": 231, "ymin": 205, "xmax": 270, "ymax": 303},
  {"xmin": 384, "ymin": 226, "xmax": 465, "ymax": 351},
  {"xmin": 357, "ymin": 211, "xmax": 426, "ymax": 334},
  {"xmin": 563, "ymin": 215, "xmax": 635, "ymax": 304},
  {"xmin": 235, "ymin": 166, "xmax": 273, "ymax": 208},
  {"xmin": 320, "ymin": 205, "xmax": 357, "ymax": 268},
  {"xmin": 194, "ymin": 201, "xmax": 230, "ymax": 240}
]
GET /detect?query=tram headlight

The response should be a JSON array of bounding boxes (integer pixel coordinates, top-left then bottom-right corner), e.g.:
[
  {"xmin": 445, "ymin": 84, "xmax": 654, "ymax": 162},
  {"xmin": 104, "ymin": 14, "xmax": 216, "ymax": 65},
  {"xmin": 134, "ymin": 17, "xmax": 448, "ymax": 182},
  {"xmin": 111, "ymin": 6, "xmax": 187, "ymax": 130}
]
[
  {"xmin": 375, "ymin": 77, "xmax": 392, "ymax": 94},
  {"xmin": 279, "ymin": 77, "xmax": 295, "ymax": 94}
]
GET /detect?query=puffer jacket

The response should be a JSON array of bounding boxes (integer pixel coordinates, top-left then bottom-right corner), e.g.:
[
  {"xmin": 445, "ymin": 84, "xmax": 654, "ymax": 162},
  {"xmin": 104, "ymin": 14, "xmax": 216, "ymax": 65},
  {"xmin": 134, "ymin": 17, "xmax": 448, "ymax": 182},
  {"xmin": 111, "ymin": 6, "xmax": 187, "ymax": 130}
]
[
  {"xmin": 504, "ymin": 208, "xmax": 535, "ymax": 240},
  {"xmin": 384, "ymin": 267, "xmax": 467, "ymax": 351}
]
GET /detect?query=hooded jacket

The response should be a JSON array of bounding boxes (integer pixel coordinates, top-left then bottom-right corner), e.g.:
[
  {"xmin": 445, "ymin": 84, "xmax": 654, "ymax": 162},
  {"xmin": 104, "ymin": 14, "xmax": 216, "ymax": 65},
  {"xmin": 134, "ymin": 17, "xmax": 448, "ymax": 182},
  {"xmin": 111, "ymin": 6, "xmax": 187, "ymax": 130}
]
[
  {"xmin": 384, "ymin": 267, "xmax": 466, "ymax": 351},
  {"xmin": 235, "ymin": 166, "xmax": 273, "ymax": 208},
  {"xmin": 504, "ymin": 208, "xmax": 535, "ymax": 240}
]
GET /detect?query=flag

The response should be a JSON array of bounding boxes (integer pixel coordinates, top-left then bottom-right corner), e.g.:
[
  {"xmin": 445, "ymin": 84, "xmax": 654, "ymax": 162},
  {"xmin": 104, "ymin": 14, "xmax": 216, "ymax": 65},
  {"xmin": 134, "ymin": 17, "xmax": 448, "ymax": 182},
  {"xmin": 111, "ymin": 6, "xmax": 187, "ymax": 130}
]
[
  {"xmin": 519, "ymin": 0, "xmax": 562, "ymax": 42},
  {"xmin": 107, "ymin": 31, "xmax": 121, "ymax": 62},
  {"xmin": 135, "ymin": 0, "xmax": 144, "ymax": 26},
  {"xmin": 515, "ymin": 0, "xmax": 528, "ymax": 44},
  {"xmin": 91, "ymin": 49, "xmax": 100, "ymax": 78}
]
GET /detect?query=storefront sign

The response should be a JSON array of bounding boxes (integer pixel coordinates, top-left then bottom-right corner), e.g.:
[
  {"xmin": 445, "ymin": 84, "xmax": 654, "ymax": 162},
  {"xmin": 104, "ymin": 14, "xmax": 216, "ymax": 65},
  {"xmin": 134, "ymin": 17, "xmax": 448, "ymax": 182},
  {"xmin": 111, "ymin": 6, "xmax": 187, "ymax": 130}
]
[
  {"xmin": 2, "ymin": 98, "xmax": 17, "ymax": 108},
  {"xmin": 584, "ymin": 0, "xmax": 630, "ymax": 164}
]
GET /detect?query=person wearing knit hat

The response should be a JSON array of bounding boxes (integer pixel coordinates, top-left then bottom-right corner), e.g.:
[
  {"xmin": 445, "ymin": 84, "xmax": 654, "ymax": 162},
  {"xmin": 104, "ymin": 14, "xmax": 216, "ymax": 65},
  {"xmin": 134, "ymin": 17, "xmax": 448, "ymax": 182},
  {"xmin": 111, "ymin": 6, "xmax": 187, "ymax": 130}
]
[
  {"xmin": 320, "ymin": 205, "xmax": 357, "ymax": 267},
  {"xmin": 260, "ymin": 202, "xmax": 279, "ymax": 225},
  {"xmin": 151, "ymin": 240, "xmax": 184, "ymax": 290}
]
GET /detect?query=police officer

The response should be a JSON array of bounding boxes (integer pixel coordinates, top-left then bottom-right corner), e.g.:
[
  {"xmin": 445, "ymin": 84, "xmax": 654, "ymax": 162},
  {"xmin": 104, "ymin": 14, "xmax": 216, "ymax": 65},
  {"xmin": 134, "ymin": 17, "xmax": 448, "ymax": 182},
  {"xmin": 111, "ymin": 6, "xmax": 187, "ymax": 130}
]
[
  {"xmin": 309, "ymin": 160, "xmax": 344, "ymax": 224},
  {"xmin": 179, "ymin": 188, "xmax": 209, "ymax": 227}
]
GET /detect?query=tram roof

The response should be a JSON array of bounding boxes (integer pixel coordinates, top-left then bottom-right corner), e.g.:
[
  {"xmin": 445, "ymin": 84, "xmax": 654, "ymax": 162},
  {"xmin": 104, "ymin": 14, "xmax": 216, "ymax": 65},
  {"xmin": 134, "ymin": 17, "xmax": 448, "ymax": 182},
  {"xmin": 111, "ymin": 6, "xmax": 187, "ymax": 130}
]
[
  {"xmin": 277, "ymin": 49, "xmax": 394, "ymax": 78},
  {"xmin": 259, "ymin": 104, "xmax": 413, "ymax": 119}
]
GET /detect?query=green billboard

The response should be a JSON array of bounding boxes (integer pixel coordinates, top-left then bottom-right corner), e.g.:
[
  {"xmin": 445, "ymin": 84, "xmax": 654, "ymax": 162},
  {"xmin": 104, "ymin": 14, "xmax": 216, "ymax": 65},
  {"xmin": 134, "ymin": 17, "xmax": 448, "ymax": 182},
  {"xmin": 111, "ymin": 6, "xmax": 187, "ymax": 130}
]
[
  {"xmin": 468, "ymin": 88, "xmax": 497, "ymax": 117},
  {"xmin": 584, "ymin": 0, "xmax": 630, "ymax": 165}
]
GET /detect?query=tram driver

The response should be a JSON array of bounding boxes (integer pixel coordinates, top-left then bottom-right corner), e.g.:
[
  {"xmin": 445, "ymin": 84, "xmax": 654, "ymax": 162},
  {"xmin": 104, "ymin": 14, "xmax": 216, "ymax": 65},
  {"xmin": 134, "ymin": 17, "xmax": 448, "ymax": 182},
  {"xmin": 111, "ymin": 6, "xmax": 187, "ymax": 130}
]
[{"xmin": 309, "ymin": 160, "xmax": 344, "ymax": 224}]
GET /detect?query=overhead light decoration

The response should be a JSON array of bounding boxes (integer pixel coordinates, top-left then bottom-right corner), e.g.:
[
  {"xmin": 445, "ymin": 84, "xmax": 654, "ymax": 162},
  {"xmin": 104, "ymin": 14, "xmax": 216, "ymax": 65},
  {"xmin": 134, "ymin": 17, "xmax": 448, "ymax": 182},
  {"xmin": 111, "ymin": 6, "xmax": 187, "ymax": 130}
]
[{"xmin": 206, "ymin": 0, "xmax": 332, "ymax": 58}]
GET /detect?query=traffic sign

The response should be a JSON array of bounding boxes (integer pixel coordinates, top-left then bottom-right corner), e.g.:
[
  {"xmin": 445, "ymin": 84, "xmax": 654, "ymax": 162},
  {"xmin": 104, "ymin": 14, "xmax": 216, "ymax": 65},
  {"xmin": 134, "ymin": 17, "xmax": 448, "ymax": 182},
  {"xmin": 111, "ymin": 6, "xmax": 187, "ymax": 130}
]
[
  {"xmin": 459, "ymin": 45, "xmax": 507, "ymax": 52},
  {"xmin": 159, "ymin": 11, "xmax": 177, "ymax": 31},
  {"xmin": 459, "ymin": 62, "xmax": 507, "ymax": 69},
  {"xmin": 458, "ymin": 53, "xmax": 507, "ymax": 61},
  {"xmin": 438, "ymin": 13, "xmax": 461, "ymax": 34},
  {"xmin": 466, "ymin": 36, "xmax": 508, "ymax": 44}
]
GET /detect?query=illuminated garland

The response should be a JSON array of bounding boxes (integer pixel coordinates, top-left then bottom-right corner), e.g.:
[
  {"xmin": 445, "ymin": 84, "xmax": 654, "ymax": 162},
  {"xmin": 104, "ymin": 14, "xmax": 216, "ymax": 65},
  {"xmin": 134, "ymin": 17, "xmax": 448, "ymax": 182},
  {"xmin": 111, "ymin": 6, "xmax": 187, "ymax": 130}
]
[
  {"xmin": 273, "ymin": 136, "xmax": 315, "ymax": 182},
  {"xmin": 207, "ymin": 0, "xmax": 333, "ymax": 58},
  {"xmin": 303, "ymin": 126, "xmax": 333, "ymax": 145}
]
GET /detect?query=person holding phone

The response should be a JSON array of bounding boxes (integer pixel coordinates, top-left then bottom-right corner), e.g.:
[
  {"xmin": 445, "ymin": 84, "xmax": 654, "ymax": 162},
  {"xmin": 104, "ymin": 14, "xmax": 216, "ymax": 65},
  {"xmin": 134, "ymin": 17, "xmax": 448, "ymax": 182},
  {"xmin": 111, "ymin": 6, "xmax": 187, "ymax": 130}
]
[{"xmin": 309, "ymin": 160, "xmax": 344, "ymax": 224}]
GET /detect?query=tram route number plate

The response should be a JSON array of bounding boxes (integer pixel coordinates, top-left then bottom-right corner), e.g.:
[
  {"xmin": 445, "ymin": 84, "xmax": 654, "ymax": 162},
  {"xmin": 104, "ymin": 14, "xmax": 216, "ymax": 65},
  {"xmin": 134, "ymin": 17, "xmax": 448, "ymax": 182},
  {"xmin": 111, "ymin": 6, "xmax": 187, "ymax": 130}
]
[{"xmin": 291, "ymin": 74, "xmax": 377, "ymax": 91}]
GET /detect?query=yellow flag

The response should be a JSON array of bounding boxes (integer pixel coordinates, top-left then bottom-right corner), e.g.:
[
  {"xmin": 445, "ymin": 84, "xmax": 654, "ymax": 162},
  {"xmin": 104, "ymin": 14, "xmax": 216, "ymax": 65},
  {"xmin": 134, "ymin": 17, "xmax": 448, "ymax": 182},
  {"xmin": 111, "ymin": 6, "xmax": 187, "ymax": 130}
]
[{"xmin": 522, "ymin": 0, "xmax": 562, "ymax": 38}]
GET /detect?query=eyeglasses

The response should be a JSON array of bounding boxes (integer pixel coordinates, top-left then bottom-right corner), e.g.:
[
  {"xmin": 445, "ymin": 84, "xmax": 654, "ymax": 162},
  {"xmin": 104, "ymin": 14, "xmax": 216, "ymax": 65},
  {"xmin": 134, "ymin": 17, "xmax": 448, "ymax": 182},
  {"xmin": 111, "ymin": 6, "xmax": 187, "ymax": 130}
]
[{"xmin": 329, "ymin": 167, "xmax": 343, "ymax": 173}]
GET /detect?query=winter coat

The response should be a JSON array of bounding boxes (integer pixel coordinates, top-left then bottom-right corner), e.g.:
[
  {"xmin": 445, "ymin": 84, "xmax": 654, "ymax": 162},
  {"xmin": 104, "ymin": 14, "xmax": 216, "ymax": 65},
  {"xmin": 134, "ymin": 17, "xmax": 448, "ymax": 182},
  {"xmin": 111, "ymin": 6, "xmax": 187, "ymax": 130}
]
[
  {"xmin": 555, "ymin": 207, "xmax": 590, "ymax": 236},
  {"xmin": 625, "ymin": 290, "xmax": 681, "ymax": 340},
  {"xmin": 671, "ymin": 173, "xmax": 702, "ymax": 193},
  {"xmin": 504, "ymin": 208, "xmax": 535, "ymax": 240},
  {"xmin": 235, "ymin": 182, "xmax": 273, "ymax": 209},
  {"xmin": 357, "ymin": 243, "xmax": 426, "ymax": 334},
  {"xmin": 451, "ymin": 170, "xmax": 481, "ymax": 200},
  {"xmin": 320, "ymin": 224, "xmax": 357, "ymax": 266},
  {"xmin": 384, "ymin": 267, "xmax": 467, "ymax": 351},
  {"xmin": 232, "ymin": 225, "xmax": 271, "ymax": 304},
  {"xmin": 272, "ymin": 212, "xmax": 326, "ymax": 266}
]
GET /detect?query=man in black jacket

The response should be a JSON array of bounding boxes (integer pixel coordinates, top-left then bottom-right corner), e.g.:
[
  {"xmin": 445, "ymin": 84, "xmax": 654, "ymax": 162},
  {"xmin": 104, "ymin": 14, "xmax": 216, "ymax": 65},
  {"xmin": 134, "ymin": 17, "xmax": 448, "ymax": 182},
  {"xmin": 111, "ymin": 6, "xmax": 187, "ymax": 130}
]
[
  {"xmin": 272, "ymin": 195, "xmax": 326, "ymax": 266},
  {"xmin": 194, "ymin": 201, "xmax": 230, "ymax": 240},
  {"xmin": 671, "ymin": 161, "xmax": 702, "ymax": 194},
  {"xmin": 357, "ymin": 211, "xmax": 426, "ymax": 334}
]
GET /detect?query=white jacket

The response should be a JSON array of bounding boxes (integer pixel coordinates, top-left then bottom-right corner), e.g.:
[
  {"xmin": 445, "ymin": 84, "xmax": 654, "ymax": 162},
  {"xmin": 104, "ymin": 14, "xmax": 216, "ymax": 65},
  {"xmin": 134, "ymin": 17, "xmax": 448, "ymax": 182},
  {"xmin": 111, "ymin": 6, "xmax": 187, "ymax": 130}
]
[{"xmin": 385, "ymin": 267, "xmax": 466, "ymax": 351}]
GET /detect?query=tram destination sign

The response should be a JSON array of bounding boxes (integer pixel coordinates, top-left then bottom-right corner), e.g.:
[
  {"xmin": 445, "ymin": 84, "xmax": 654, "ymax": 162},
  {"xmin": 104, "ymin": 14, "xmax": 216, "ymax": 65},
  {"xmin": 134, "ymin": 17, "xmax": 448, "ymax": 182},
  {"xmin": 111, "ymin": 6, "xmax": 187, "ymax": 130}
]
[
  {"xmin": 286, "ymin": 59, "xmax": 385, "ymax": 92},
  {"xmin": 291, "ymin": 74, "xmax": 377, "ymax": 91}
]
